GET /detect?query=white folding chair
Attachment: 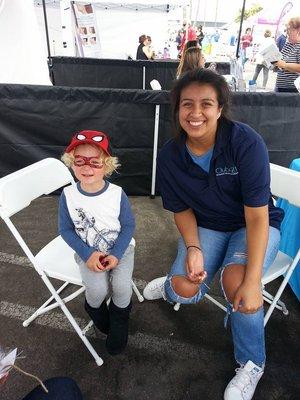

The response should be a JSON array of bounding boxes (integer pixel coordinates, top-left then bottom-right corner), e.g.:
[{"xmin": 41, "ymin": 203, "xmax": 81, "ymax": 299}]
[
  {"xmin": 174, "ymin": 163, "xmax": 300, "ymax": 326},
  {"xmin": 262, "ymin": 163, "xmax": 300, "ymax": 325},
  {"xmin": 0, "ymin": 158, "xmax": 143, "ymax": 366}
]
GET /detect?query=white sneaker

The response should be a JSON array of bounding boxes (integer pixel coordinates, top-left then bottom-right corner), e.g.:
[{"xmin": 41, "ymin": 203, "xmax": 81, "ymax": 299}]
[
  {"xmin": 143, "ymin": 276, "xmax": 167, "ymax": 300},
  {"xmin": 224, "ymin": 361, "xmax": 264, "ymax": 400}
]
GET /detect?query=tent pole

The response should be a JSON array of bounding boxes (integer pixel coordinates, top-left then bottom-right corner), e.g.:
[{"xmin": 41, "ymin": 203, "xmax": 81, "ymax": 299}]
[
  {"xmin": 42, "ymin": 0, "xmax": 52, "ymax": 62},
  {"xmin": 235, "ymin": 0, "xmax": 247, "ymax": 59}
]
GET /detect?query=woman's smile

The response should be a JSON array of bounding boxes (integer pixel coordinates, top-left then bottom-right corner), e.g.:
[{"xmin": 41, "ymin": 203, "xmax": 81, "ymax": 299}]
[{"xmin": 179, "ymin": 82, "xmax": 222, "ymax": 145}]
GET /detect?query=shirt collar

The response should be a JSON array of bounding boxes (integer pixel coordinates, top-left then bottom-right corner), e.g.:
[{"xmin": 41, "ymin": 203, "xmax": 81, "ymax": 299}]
[{"xmin": 176, "ymin": 118, "xmax": 233, "ymax": 165}]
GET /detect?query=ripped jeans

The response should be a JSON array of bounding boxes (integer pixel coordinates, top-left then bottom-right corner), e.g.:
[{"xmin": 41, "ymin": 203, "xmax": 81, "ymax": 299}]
[{"xmin": 164, "ymin": 226, "xmax": 280, "ymax": 367}]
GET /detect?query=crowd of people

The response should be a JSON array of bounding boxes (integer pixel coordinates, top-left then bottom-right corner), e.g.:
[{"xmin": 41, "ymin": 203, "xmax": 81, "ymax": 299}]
[
  {"xmin": 239, "ymin": 17, "xmax": 300, "ymax": 92},
  {"xmin": 135, "ymin": 16, "xmax": 300, "ymax": 93}
]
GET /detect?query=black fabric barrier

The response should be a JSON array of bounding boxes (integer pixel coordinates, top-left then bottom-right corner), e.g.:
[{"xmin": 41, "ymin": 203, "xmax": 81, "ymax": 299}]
[
  {"xmin": 50, "ymin": 57, "xmax": 231, "ymax": 90},
  {"xmin": 0, "ymin": 84, "xmax": 299, "ymax": 195}
]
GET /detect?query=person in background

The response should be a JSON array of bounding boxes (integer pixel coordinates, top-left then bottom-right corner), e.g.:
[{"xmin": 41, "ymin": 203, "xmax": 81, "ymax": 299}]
[
  {"xmin": 177, "ymin": 40, "xmax": 201, "ymax": 60},
  {"xmin": 147, "ymin": 36, "xmax": 156, "ymax": 60},
  {"xmin": 275, "ymin": 17, "xmax": 300, "ymax": 93},
  {"xmin": 252, "ymin": 29, "xmax": 273, "ymax": 89},
  {"xmin": 276, "ymin": 29, "xmax": 287, "ymax": 52},
  {"xmin": 143, "ymin": 68, "xmax": 283, "ymax": 400},
  {"xmin": 197, "ymin": 25, "xmax": 205, "ymax": 47},
  {"xmin": 136, "ymin": 34, "xmax": 155, "ymax": 60},
  {"xmin": 212, "ymin": 30, "xmax": 220, "ymax": 43},
  {"xmin": 240, "ymin": 27, "xmax": 253, "ymax": 68},
  {"xmin": 180, "ymin": 21, "xmax": 197, "ymax": 55},
  {"xmin": 177, "ymin": 46, "xmax": 205, "ymax": 78},
  {"xmin": 175, "ymin": 30, "xmax": 182, "ymax": 53}
]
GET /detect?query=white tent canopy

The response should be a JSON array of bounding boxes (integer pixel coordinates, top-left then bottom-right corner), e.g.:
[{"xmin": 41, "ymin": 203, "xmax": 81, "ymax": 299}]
[
  {"xmin": 58, "ymin": 0, "xmax": 188, "ymax": 59},
  {"xmin": 0, "ymin": 0, "xmax": 51, "ymax": 85}
]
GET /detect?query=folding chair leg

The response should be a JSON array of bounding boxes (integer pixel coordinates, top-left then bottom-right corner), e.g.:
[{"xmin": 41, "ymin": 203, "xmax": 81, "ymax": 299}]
[
  {"xmin": 204, "ymin": 294, "xmax": 227, "ymax": 312},
  {"xmin": 23, "ymin": 286, "xmax": 85, "ymax": 327},
  {"xmin": 132, "ymin": 280, "xmax": 144, "ymax": 302},
  {"xmin": 22, "ymin": 275, "xmax": 103, "ymax": 365},
  {"xmin": 82, "ymin": 320, "xmax": 94, "ymax": 335},
  {"xmin": 59, "ymin": 301, "xmax": 103, "ymax": 366},
  {"xmin": 263, "ymin": 290, "xmax": 288, "ymax": 315},
  {"xmin": 23, "ymin": 281, "xmax": 70, "ymax": 327},
  {"xmin": 173, "ymin": 294, "xmax": 227, "ymax": 312}
]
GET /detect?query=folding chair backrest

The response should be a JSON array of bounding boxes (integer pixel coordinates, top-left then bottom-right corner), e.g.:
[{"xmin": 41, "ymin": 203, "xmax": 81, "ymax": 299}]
[
  {"xmin": 0, "ymin": 158, "xmax": 74, "ymax": 218},
  {"xmin": 270, "ymin": 163, "xmax": 300, "ymax": 207}
]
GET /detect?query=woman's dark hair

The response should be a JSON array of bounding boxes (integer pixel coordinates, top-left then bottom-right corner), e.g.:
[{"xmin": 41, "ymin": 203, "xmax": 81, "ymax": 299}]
[
  {"xmin": 171, "ymin": 68, "xmax": 231, "ymax": 138},
  {"xmin": 177, "ymin": 46, "xmax": 204, "ymax": 77},
  {"xmin": 139, "ymin": 34, "xmax": 147, "ymax": 44},
  {"xmin": 185, "ymin": 40, "xmax": 199, "ymax": 49}
]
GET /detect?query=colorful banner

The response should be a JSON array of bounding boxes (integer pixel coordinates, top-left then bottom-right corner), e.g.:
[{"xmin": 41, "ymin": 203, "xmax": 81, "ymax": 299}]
[{"xmin": 72, "ymin": 1, "xmax": 101, "ymax": 58}]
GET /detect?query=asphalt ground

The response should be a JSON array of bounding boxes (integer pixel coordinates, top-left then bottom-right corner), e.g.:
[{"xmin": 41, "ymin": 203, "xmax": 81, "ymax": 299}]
[{"xmin": 0, "ymin": 196, "xmax": 299, "ymax": 400}]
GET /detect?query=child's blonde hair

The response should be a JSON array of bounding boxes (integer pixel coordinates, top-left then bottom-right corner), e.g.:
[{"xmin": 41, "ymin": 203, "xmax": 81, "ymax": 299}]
[{"xmin": 61, "ymin": 146, "xmax": 120, "ymax": 177}]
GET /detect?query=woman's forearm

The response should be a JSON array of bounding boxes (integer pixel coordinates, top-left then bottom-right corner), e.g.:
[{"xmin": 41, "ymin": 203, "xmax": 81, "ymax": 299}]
[
  {"xmin": 174, "ymin": 208, "xmax": 200, "ymax": 247},
  {"xmin": 244, "ymin": 205, "xmax": 269, "ymax": 284},
  {"xmin": 276, "ymin": 60, "xmax": 300, "ymax": 73}
]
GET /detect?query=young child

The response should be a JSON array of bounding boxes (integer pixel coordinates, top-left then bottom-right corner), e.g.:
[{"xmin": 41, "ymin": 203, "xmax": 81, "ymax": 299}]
[{"xmin": 59, "ymin": 130, "xmax": 135, "ymax": 355}]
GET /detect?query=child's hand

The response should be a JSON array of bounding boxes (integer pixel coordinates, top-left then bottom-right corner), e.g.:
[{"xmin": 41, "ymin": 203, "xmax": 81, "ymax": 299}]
[
  {"xmin": 86, "ymin": 251, "xmax": 107, "ymax": 272},
  {"xmin": 102, "ymin": 255, "xmax": 119, "ymax": 271}
]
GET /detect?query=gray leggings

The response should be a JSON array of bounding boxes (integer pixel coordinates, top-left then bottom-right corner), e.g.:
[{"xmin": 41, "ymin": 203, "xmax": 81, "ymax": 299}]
[{"xmin": 75, "ymin": 245, "xmax": 135, "ymax": 309}]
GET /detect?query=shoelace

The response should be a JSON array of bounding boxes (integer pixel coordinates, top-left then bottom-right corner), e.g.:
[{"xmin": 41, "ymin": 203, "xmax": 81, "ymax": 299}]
[
  {"xmin": 149, "ymin": 280, "xmax": 166, "ymax": 300},
  {"xmin": 230, "ymin": 367, "xmax": 254, "ymax": 392}
]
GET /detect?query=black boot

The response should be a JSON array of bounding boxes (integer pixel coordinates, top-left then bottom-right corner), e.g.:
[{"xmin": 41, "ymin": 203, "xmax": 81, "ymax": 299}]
[
  {"xmin": 84, "ymin": 299, "xmax": 109, "ymax": 335},
  {"xmin": 106, "ymin": 300, "xmax": 132, "ymax": 355}
]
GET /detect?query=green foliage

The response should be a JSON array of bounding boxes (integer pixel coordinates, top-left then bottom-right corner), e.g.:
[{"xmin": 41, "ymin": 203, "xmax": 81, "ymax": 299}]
[{"xmin": 235, "ymin": 4, "xmax": 263, "ymax": 23}]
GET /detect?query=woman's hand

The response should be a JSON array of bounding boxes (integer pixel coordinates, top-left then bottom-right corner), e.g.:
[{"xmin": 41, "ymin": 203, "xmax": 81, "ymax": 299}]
[
  {"xmin": 185, "ymin": 247, "xmax": 207, "ymax": 284},
  {"xmin": 86, "ymin": 251, "xmax": 107, "ymax": 272},
  {"xmin": 274, "ymin": 60, "xmax": 286, "ymax": 69},
  {"xmin": 233, "ymin": 281, "xmax": 263, "ymax": 313},
  {"xmin": 102, "ymin": 255, "xmax": 119, "ymax": 271}
]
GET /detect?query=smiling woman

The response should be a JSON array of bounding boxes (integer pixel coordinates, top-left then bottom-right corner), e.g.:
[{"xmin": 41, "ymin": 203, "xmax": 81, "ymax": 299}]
[{"xmin": 143, "ymin": 68, "xmax": 284, "ymax": 400}]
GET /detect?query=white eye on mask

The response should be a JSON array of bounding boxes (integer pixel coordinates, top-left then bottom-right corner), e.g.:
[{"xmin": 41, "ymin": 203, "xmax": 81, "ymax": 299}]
[{"xmin": 92, "ymin": 136, "xmax": 104, "ymax": 142}]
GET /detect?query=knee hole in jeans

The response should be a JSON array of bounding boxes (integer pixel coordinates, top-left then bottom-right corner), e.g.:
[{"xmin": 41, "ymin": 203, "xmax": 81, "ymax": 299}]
[
  {"xmin": 171, "ymin": 275, "xmax": 200, "ymax": 298},
  {"xmin": 221, "ymin": 264, "xmax": 245, "ymax": 304}
]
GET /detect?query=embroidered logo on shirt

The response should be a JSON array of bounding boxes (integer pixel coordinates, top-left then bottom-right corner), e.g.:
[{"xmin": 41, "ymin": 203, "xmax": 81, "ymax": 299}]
[{"xmin": 215, "ymin": 166, "xmax": 238, "ymax": 176}]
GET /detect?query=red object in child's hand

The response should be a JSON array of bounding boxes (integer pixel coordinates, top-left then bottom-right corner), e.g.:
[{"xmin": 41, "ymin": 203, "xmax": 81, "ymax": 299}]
[{"xmin": 99, "ymin": 255, "xmax": 109, "ymax": 267}]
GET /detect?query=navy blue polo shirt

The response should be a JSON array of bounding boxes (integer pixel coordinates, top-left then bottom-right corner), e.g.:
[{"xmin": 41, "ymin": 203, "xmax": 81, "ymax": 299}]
[{"xmin": 157, "ymin": 119, "xmax": 284, "ymax": 232}]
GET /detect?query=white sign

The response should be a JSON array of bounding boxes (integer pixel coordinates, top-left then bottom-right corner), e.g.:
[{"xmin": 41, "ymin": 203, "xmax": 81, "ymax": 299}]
[{"xmin": 72, "ymin": 2, "xmax": 101, "ymax": 57}]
